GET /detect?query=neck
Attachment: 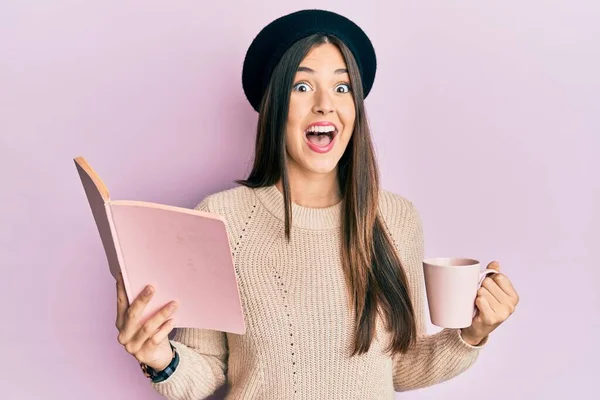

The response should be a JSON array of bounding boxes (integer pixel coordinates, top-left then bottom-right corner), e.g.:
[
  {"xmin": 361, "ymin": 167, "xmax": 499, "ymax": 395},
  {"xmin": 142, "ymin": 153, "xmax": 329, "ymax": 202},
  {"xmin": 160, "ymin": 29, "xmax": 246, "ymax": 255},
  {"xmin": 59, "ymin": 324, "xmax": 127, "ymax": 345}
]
[{"xmin": 275, "ymin": 168, "xmax": 341, "ymax": 208}]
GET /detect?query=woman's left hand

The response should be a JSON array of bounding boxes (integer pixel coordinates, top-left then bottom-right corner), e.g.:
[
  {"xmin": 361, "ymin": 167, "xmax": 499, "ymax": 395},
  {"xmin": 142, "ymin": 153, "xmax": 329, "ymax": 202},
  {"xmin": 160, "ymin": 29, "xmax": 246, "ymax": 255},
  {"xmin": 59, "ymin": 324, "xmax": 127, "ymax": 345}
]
[{"xmin": 460, "ymin": 261, "xmax": 520, "ymax": 346}]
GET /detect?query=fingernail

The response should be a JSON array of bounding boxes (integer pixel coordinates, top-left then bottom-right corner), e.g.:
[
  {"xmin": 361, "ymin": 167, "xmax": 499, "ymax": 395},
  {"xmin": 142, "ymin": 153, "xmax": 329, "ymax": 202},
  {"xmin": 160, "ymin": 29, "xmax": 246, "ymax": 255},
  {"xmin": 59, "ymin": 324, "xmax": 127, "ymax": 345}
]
[
  {"xmin": 170, "ymin": 301, "xmax": 178, "ymax": 310},
  {"xmin": 144, "ymin": 286, "xmax": 154, "ymax": 295}
]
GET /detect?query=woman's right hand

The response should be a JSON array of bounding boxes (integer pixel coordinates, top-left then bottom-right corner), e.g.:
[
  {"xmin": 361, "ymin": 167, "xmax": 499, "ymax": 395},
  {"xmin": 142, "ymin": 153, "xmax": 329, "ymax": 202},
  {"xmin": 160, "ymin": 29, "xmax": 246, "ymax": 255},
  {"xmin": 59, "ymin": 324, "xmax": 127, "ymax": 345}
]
[{"xmin": 115, "ymin": 273, "xmax": 179, "ymax": 371}]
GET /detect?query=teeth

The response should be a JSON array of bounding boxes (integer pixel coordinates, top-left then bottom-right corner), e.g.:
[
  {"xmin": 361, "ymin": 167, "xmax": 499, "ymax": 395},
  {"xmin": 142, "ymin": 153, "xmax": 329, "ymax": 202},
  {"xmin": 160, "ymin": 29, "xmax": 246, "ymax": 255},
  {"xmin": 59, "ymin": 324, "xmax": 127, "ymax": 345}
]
[{"xmin": 306, "ymin": 125, "xmax": 336, "ymax": 134}]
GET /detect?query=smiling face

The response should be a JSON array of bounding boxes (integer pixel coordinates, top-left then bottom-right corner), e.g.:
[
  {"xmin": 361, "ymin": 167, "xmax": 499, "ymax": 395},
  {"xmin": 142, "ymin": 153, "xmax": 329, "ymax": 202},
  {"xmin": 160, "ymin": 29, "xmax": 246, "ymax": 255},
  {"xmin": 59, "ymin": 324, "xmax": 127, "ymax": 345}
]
[{"xmin": 285, "ymin": 43, "xmax": 356, "ymax": 180}]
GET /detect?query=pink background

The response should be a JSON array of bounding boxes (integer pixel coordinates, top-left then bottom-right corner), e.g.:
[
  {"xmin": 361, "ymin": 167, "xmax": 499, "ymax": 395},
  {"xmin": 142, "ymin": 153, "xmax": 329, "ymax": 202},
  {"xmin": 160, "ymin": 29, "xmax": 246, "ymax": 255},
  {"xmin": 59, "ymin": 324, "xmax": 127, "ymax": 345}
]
[{"xmin": 2, "ymin": 1, "xmax": 598, "ymax": 399}]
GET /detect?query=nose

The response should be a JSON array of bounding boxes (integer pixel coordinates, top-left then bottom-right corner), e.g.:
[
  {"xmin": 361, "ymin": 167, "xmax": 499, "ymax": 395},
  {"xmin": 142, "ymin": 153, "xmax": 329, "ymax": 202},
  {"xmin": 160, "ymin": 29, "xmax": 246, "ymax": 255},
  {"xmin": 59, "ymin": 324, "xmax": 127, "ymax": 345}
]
[{"xmin": 312, "ymin": 90, "xmax": 334, "ymax": 115}]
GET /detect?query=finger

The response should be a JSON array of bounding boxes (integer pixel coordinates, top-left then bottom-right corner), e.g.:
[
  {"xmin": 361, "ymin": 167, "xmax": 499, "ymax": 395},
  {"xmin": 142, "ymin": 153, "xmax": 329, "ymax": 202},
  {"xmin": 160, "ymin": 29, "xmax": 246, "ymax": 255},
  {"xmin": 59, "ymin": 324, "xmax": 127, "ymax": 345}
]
[
  {"xmin": 474, "ymin": 295, "xmax": 494, "ymax": 322},
  {"xmin": 118, "ymin": 285, "xmax": 155, "ymax": 344},
  {"xmin": 115, "ymin": 274, "xmax": 129, "ymax": 330},
  {"xmin": 481, "ymin": 276, "xmax": 511, "ymax": 305},
  {"xmin": 486, "ymin": 260, "xmax": 501, "ymax": 272},
  {"xmin": 477, "ymin": 286, "xmax": 501, "ymax": 313},
  {"xmin": 491, "ymin": 273, "xmax": 519, "ymax": 303},
  {"xmin": 129, "ymin": 301, "xmax": 179, "ymax": 352},
  {"xmin": 143, "ymin": 318, "xmax": 176, "ymax": 354}
]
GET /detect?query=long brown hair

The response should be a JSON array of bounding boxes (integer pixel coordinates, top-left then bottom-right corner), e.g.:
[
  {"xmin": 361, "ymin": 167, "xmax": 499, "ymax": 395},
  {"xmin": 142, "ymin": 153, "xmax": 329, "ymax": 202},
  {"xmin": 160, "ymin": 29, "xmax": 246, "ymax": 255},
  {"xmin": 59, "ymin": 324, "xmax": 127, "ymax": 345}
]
[{"xmin": 236, "ymin": 34, "xmax": 416, "ymax": 356}]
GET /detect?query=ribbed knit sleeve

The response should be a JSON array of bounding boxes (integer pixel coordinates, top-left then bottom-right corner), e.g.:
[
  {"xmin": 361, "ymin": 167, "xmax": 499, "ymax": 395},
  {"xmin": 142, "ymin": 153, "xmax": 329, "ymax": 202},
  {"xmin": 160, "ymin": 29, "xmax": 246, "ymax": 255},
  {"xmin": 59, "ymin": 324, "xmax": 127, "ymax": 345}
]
[
  {"xmin": 150, "ymin": 196, "xmax": 229, "ymax": 400},
  {"xmin": 380, "ymin": 193, "xmax": 488, "ymax": 392}
]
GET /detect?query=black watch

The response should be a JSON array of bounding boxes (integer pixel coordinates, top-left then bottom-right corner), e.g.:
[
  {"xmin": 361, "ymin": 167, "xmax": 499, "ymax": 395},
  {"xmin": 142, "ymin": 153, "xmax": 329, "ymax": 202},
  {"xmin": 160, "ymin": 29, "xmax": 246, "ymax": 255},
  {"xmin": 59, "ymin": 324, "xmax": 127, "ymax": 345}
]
[{"xmin": 140, "ymin": 341, "xmax": 180, "ymax": 383}]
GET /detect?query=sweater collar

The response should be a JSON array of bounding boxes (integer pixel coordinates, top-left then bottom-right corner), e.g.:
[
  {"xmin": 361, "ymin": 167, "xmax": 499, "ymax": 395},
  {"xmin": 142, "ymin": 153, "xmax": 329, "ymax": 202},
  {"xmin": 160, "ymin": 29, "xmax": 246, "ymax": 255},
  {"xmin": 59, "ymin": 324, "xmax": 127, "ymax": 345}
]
[{"xmin": 254, "ymin": 185, "xmax": 342, "ymax": 230}]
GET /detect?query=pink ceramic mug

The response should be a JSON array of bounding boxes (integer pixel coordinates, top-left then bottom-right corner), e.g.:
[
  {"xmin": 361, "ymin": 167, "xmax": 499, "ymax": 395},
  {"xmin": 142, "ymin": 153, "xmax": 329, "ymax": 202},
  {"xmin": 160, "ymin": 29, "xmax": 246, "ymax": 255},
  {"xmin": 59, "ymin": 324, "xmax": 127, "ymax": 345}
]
[{"xmin": 422, "ymin": 257, "xmax": 498, "ymax": 329}]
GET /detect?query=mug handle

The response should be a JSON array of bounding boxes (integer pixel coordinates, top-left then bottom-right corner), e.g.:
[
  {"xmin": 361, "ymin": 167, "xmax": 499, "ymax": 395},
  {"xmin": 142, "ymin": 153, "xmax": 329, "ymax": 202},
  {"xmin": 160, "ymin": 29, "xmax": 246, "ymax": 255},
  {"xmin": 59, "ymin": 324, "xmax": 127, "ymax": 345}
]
[{"xmin": 472, "ymin": 269, "xmax": 499, "ymax": 317}]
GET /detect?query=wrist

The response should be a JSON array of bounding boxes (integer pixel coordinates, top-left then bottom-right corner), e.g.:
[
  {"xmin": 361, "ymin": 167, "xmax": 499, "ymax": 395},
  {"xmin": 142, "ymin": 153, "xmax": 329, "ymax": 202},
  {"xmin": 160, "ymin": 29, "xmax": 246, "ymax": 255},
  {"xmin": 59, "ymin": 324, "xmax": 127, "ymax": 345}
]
[
  {"xmin": 140, "ymin": 342, "xmax": 179, "ymax": 383},
  {"xmin": 147, "ymin": 348, "xmax": 174, "ymax": 372},
  {"xmin": 460, "ymin": 328, "xmax": 485, "ymax": 346},
  {"xmin": 145, "ymin": 341, "xmax": 175, "ymax": 372},
  {"xmin": 148, "ymin": 357, "xmax": 171, "ymax": 372}
]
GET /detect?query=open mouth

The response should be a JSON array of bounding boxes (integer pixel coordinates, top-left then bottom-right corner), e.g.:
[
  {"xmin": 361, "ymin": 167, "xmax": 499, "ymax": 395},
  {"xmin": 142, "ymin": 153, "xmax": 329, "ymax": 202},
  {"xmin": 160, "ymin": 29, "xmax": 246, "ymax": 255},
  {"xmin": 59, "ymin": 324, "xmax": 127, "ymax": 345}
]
[{"xmin": 304, "ymin": 125, "xmax": 338, "ymax": 148}]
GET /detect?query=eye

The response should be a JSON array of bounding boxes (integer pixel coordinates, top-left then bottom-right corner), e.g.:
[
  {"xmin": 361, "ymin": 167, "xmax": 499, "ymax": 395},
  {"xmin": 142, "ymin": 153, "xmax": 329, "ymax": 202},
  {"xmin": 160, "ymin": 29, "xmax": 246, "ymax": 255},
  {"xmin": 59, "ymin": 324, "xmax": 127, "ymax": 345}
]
[
  {"xmin": 335, "ymin": 83, "xmax": 352, "ymax": 93},
  {"xmin": 292, "ymin": 82, "xmax": 312, "ymax": 92}
]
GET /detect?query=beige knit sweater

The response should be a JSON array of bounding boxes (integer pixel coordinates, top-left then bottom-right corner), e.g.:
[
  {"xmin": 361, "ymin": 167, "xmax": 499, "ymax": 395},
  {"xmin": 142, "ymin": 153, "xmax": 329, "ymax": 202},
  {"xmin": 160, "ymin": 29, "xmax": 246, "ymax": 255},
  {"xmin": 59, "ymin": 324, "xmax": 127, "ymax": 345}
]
[{"xmin": 151, "ymin": 185, "xmax": 487, "ymax": 399}]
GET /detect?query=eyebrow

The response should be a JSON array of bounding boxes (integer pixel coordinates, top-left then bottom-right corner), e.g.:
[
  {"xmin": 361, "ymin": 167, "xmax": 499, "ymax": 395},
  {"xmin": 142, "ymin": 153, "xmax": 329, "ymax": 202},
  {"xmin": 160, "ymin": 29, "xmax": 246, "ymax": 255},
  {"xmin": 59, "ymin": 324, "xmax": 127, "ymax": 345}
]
[{"xmin": 297, "ymin": 66, "xmax": 348, "ymax": 74}]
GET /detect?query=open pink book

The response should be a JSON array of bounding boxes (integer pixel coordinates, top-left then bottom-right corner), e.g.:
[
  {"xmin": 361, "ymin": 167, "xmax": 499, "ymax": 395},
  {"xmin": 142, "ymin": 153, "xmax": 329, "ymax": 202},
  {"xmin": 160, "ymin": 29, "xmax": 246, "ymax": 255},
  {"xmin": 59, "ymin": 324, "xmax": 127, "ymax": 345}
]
[{"xmin": 74, "ymin": 156, "xmax": 246, "ymax": 334}]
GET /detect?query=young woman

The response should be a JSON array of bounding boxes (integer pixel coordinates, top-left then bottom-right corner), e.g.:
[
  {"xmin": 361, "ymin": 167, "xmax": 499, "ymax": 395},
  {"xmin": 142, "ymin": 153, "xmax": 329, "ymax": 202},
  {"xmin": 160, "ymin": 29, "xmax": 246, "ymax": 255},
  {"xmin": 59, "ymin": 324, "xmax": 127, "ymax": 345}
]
[{"xmin": 114, "ymin": 9, "xmax": 519, "ymax": 399}]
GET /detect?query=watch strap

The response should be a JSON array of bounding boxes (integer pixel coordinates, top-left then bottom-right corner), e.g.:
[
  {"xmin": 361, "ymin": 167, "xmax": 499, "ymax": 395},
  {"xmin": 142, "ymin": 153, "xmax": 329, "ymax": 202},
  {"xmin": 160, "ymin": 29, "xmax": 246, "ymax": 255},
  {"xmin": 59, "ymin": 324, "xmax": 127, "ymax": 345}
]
[{"xmin": 140, "ymin": 341, "xmax": 179, "ymax": 383}]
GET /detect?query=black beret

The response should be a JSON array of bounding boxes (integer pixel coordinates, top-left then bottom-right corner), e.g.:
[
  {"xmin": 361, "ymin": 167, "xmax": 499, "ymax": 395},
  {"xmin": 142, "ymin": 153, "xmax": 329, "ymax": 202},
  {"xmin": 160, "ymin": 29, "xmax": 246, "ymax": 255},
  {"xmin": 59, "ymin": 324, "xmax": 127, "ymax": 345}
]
[{"xmin": 242, "ymin": 9, "xmax": 377, "ymax": 112}]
